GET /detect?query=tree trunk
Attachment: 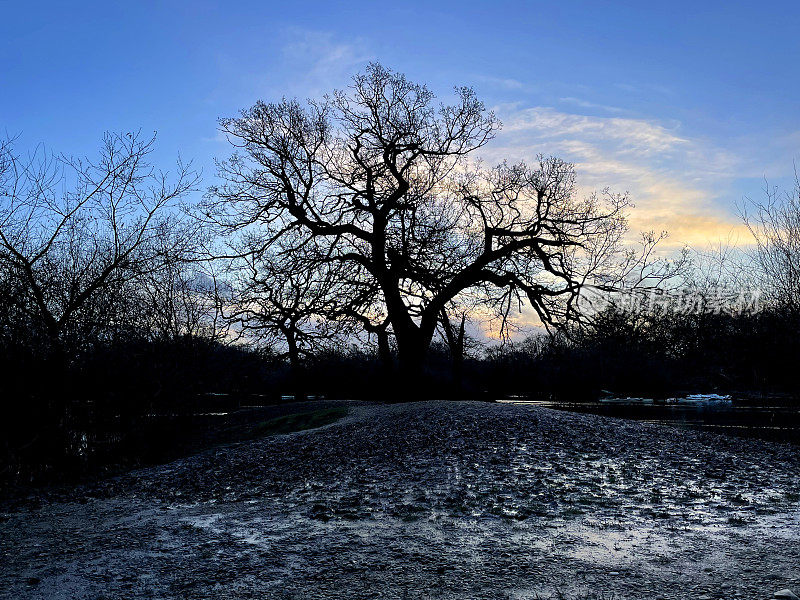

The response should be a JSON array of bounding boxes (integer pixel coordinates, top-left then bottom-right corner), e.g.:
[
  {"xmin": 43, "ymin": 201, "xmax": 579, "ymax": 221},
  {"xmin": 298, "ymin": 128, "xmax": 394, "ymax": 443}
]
[
  {"xmin": 439, "ymin": 311, "xmax": 466, "ymax": 397},
  {"xmin": 285, "ymin": 333, "xmax": 305, "ymax": 402},
  {"xmin": 393, "ymin": 332, "xmax": 425, "ymax": 396},
  {"xmin": 42, "ymin": 333, "xmax": 71, "ymax": 471},
  {"xmin": 392, "ymin": 324, "xmax": 436, "ymax": 399},
  {"xmin": 376, "ymin": 328, "xmax": 393, "ymax": 376},
  {"xmin": 451, "ymin": 315, "xmax": 466, "ymax": 397}
]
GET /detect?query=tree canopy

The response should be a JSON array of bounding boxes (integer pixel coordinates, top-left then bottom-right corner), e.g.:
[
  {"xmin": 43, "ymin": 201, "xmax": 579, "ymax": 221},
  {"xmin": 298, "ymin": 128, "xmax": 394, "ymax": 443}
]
[{"xmin": 206, "ymin": 63, "xmax": 671, "ymax": 382}]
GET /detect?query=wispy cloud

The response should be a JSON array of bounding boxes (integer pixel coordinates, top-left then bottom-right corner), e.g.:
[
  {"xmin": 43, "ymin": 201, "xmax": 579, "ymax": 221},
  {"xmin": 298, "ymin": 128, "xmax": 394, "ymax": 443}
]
[
  {"xmin": 481, "ymin": 105, "xmax": 749, "ymax": 249},
  {"xmin": 473, "ymin": 75, "xmax": 532, "ymax": 92},
  {"xmin": 500, "ymin": 107, "xmax": 688, "ymax": 154},
  {"xmin": 279, "ymin": 29, "xmax": 373, "ymax": 96},
  {"xmin": 558, "ymin": 97, "xmax": 625, "ymax": 114}
]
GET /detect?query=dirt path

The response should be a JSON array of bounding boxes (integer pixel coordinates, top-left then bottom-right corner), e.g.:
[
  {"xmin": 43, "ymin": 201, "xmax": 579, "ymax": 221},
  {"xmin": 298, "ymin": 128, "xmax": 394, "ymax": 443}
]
[{"xmin": 2, "ymin": 401, "xmax": 799, "ymax": 599}]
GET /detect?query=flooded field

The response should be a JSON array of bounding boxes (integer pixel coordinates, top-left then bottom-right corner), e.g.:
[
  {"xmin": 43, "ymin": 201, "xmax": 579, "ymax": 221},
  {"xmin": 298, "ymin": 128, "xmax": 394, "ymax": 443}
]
[
  {"xmin": 2, "ymin": 401, "xmax": 799, "ymax": 599},
  {"xmin": 499, "ymin": 395, "xmax": 800, "ymax": 444}
]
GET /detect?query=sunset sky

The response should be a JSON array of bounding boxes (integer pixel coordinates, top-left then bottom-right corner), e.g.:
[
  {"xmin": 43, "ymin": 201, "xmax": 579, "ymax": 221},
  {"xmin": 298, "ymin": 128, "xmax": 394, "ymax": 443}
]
[{"xmin": 2, "ymin": 1, "xmax": 799, "ymax": 251}]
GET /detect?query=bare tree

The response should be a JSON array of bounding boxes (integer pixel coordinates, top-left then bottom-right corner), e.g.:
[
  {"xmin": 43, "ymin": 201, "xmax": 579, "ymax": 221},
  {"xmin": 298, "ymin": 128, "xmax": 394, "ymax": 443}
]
[
  {"xmin": 207, "ymin": 64, "xmax": 668, "ymax": 383},
  {"xmin": 121, "ymin": 219, "xmax": 227, "ymax": 344},
  {"xmin": 221, "ymin": 236, "xmax": 349, "ymax": 371},
  {"xmin": 437, "ymin": 307, "xmax": 470, "ymax": 392},
  {"xmin": 741, "ymin": 173, "xmax": 800, "ymax": 312},
  {"xmin": 0, "ymin": 132, "xmax": 198, "ymax": 355}
]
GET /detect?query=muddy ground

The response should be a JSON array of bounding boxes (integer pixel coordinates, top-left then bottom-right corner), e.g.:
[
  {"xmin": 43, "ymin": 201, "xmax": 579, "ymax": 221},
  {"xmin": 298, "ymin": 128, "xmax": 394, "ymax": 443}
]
[{"xmin": 1, "ymin": 401, "xmax": 799, "ymax": 599}]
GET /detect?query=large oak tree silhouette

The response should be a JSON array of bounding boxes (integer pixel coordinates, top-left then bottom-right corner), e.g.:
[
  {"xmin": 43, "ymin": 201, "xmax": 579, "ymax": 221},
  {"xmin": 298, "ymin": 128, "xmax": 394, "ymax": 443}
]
[{"xmin": 207, "ymin": 64, "xmax": 669, "ymax": 387}]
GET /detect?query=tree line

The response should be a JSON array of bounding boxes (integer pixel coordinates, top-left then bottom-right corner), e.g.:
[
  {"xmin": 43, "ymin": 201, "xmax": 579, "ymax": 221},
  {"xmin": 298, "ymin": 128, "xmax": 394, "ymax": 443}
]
[{"xmin": 2, "ymin": 64, "xmax": 799, "ymax": 483}]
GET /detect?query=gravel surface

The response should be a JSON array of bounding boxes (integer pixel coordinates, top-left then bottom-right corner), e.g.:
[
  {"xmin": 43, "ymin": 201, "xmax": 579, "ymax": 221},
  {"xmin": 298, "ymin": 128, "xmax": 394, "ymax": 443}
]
[{"xmin": 1, "ymin": 400, "xmax": 799, "ymax": 599}]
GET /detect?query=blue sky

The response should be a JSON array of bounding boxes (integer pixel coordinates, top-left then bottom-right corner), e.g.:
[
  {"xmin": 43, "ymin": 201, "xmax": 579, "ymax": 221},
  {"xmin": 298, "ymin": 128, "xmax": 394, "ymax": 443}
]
[{"xmin": 2, "ymin": 0, "xmax": 799, "ymax": 248}]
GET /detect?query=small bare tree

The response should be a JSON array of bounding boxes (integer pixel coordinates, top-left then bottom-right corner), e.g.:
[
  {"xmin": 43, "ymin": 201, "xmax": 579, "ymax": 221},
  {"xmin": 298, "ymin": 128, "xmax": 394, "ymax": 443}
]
[
  {"xmin": 741, "ymin": 173, "xmax": 800, "ymax": 312},
  {"xmin": 130, "ymin": 222, "xmax": 226, "ymax": 343},
  {"xmin": 222, "ymin": 241, "xmax": 348, "ymax": 371}
]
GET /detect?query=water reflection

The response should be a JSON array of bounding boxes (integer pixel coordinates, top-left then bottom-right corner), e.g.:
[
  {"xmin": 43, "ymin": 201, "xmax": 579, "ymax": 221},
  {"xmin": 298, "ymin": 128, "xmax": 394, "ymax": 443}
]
[{"xmin": 498, "ymin": 395, "xmax": 800, "ymax": 444}]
